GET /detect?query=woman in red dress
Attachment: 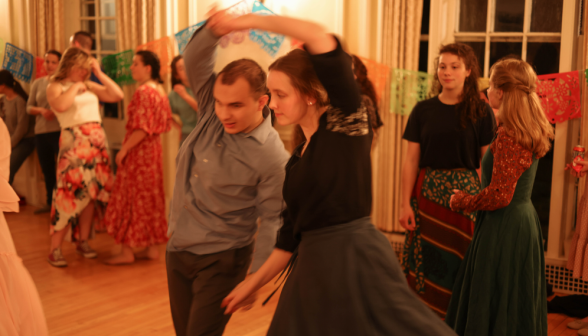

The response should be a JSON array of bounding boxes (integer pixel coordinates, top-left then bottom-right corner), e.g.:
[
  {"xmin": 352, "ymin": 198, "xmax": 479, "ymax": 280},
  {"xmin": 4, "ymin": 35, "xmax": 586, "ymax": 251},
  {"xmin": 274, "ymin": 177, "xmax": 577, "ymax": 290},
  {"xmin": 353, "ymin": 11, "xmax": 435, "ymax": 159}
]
[{"xmin": 104, "ymin": 50, "xmax": 171, "ymax": 265}]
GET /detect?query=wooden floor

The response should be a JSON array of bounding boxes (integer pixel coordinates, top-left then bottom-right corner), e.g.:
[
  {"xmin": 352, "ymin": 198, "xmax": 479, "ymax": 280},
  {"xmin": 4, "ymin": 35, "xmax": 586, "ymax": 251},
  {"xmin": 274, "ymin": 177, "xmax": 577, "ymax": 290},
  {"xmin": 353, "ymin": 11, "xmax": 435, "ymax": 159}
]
[{"xmin": 4, "ymin": 205, "xmax": 584, "ymax": 335}]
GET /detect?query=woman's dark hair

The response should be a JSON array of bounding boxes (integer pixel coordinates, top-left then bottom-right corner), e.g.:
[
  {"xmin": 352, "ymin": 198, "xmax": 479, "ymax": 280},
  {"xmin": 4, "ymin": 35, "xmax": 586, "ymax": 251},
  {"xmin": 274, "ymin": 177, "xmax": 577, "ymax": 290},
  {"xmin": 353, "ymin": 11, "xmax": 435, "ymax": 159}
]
[
  {"xmin": 351, "ymin": 55, "xmax": 377, "ymax": 108},
  {"xmin": 46, "ymin": 49, "xmax": 62, "ymax": 60},
  {"xmin": 0, "ymin": 70, "xmax": 29, "ymax": 101},
  {"xmin": 351, "ymin": 54, "xmax": 384, "ymax": 130},
  {"xmin": 432, "ymin": 43, "xmax": 487, "ymax": 128},
  {"xmin": 136, "ymin": 50, "xmax": 163, "ymax": 83},
  {"xmin": 171, "ymin": 55, "xmax": 183, "ymax": 87}
]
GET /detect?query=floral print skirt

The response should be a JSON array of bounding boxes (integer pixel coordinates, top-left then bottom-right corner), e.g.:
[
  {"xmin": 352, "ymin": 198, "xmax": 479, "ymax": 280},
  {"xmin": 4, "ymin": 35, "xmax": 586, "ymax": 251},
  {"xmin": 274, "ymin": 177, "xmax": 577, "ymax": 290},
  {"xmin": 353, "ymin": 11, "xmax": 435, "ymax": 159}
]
[
  {"xmin": 50, "ymin": 123, "xmax": 114, "ymax": 240},
  {"xmin": 401, "ymin": 168, "xmax": 480, "ymax": 318}
]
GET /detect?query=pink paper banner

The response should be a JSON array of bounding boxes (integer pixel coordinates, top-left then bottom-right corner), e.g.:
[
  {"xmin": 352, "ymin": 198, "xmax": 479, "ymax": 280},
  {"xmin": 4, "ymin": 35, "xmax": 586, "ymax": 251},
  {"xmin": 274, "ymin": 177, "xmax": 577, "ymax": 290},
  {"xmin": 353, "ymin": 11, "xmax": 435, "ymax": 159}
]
[
  {"xmin": 35, "ymin": 57, "xmax": 47, "ymax": 79},
  {"xmin": 357, "ymin": 56, "xmax": 390, "ymax": 106},
  {"xmin": 219, "ymin": 1, "xmax": 249, "ymax": 49},
  {"xmin": 537, "ymin": 70, "xmax": 581, "ymax": 124}
]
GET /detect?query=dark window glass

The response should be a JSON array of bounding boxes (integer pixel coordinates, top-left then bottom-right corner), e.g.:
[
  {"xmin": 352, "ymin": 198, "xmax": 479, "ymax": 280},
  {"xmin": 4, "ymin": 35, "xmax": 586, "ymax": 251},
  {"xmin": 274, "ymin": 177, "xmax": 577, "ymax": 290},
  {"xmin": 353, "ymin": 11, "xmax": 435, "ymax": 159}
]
[
  {"xmin": 531, "ymin": 0, "xmax": 563, "ymax": 32},
  {"xmin": 494, "ymin": 0, "xmax": 525, "ymax": 32},
  {"xmin": 459, "ymin": 0, "xmax": 488, "ymax": 32},
  {"xmin": 421, "ymin": 0, "xmax": 430, "ymax": 35},
  {"xmin": 490, "ymin": 42, "xmax": 522, "ymax": 68},
  {"xmin": 419, "ymin": 41, "xmax": 429, "ymax": 72},
  {"xmin": 461, "ymin": 41, "xmax": 485, "ymax": 76},
  {"xmin": 527, "ymin": 42, "xmax": 560, "ymax": 75}
]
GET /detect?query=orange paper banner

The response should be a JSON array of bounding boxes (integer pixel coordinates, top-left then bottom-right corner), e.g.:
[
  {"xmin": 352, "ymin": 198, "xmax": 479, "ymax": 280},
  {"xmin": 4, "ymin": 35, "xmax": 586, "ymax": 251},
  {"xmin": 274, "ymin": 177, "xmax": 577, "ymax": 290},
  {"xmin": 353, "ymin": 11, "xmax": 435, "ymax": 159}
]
[
  {"xmin": 136, "ymin": 36, "xmax": 174, "ymax": 77},
  {"xmin": 357, "ymin": 56, "xmax": 390, "ymax": 106}
]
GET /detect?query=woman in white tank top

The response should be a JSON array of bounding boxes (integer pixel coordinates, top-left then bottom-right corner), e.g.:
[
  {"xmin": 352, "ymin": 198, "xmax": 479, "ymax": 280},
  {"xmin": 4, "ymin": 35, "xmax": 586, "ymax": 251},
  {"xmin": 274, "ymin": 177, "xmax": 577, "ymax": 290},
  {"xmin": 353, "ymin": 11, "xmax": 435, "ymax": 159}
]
[{"xmin": 45, "ymin": 47, "xmax": 124, "ymax": 268}]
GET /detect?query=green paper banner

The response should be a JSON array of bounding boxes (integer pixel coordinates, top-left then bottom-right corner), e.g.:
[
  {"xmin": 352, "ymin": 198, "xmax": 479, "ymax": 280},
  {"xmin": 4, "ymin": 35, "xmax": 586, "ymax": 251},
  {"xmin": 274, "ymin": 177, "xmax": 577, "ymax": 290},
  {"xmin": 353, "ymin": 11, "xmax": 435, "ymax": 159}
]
[
  {"xmin": 102, "ymin": 50, "xmax": 135, "ymax": 86},
  {"xmin": 390, "ymin": 69, "xmax": 433, "ymax": 116}
]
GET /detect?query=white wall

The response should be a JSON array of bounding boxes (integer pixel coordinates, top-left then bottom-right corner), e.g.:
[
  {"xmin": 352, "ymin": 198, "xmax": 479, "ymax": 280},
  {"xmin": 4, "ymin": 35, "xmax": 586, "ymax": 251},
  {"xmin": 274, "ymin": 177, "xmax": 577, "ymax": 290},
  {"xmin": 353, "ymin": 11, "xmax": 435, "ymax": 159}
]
[
  {"xmin": 0, "ymin": 0, "xmax": 12, "ymax": 43},
  {"xmin": 189, "ymin": 0, "xmax": 343, "ymax": 34}
]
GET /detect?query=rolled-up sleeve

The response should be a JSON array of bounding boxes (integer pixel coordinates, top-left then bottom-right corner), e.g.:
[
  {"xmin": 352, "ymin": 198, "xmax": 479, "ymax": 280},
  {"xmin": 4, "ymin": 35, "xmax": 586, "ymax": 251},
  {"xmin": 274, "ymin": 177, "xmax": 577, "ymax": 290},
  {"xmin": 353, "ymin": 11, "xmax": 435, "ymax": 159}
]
[
  {"xmin": 251, "ymin": 155, "xmax": 288, "ymax": 273},
  {"xmin": 183, "ymin": 25, "xmax": 218, "ymax": 120}
]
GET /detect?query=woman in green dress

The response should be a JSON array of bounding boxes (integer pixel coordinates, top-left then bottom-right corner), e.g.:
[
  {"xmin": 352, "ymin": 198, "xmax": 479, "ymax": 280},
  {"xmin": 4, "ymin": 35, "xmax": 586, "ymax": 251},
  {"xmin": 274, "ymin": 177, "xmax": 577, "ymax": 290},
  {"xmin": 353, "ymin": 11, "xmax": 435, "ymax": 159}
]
[
  {"xmin": 447, "ymin": 58, "xmax": 553, "ymax": 335},
  {"xmin": 169, "ymin": 55, "xmax": 198, "ymax": 145}
]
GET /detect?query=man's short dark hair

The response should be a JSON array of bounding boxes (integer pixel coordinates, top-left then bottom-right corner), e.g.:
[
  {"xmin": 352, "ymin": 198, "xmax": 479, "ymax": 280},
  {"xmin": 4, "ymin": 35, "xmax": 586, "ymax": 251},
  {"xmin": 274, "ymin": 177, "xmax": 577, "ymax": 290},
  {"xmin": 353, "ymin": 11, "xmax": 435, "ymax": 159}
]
[
  {"xmin": 73, "ymin": 31, "xmax": 94, "ymax": 50},
  {"xmin": 217, "ymin": 59, "xmax": 267, "ymax": 98}
]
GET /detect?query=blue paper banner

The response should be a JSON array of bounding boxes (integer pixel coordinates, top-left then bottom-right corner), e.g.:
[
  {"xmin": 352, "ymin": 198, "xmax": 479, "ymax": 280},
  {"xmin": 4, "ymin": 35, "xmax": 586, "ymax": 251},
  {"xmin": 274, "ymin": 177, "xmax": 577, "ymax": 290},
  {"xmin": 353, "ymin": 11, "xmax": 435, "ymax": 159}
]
[
  {"xmin": 2, "ymin": 43, "xmax": 34, "ymax": 83},
  {"xmin": 249, "ymin": 1, "xmax": 285, "ymax": 57},
  {"xmin": 175, "ymin": 21, "xmax": 205, "ymax": 54}
]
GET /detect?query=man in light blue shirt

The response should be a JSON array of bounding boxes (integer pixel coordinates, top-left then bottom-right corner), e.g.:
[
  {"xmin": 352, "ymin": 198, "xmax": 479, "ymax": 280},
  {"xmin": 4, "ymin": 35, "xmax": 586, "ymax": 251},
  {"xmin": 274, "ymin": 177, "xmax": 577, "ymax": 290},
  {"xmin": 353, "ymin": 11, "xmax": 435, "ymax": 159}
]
[{"xmin": 166, "ymin": 21, "xmax": 290, "ymax": 336}]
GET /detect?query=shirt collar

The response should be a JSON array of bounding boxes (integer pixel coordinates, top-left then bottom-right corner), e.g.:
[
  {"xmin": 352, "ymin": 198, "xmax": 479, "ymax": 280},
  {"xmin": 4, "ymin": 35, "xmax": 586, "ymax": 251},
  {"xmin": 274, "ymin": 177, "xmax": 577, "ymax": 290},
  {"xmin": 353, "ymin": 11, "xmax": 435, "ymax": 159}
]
[{"xmin": 240, "ymin": 106, "xmax": 272, "ymax": 145}]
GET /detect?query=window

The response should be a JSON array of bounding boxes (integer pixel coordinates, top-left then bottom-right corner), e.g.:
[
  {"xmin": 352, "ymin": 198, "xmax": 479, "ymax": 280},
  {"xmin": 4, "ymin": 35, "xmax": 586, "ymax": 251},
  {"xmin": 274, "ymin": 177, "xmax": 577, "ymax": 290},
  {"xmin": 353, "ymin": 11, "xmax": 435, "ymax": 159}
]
[
  {"xmin": 455, "ymin": 0, "xmax": 564, "ymax": 77},
  {"xmin": 419, "ymin": 1, "xmax": 431, "ymax": 72},
  {"xmin": 81, "ymin": 0, "xmax": 117, "ymax": 60},
  {"xmin": 452, "ymin": 0, "xmax": 570, "ymax": 250},
  {"xmin": 80, "ymin": 0, "xmax": 120, "ymax": 119}
]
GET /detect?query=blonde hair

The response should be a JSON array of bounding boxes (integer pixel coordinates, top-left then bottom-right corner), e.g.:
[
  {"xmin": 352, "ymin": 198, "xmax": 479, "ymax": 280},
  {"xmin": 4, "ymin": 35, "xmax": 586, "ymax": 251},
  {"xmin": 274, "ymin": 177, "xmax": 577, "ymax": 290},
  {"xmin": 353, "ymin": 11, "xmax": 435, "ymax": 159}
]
[
  {"xmin": 490, "ymin": 59, "xmax": 554, "ymax": 158},
  {"xmin": 51, "ymin": 47, "xmax": 92, "ymax": 83}
]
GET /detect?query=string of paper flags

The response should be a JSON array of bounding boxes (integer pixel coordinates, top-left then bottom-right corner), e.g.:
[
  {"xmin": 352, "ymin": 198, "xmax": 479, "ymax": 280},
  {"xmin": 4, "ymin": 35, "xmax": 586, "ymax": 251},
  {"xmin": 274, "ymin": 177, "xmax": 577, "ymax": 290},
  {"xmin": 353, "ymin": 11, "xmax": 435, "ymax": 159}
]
[{"xmin": 0, "ymin": 0, "xmax": 583, "ymax": 124}]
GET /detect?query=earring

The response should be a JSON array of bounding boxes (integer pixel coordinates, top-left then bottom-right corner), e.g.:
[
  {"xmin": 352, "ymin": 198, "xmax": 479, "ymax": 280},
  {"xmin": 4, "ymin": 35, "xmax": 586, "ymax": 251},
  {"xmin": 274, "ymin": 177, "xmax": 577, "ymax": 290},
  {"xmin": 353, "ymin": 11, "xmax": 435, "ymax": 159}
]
[{"xmin": 308, "ymin": 102, "xmax": 313, "ymax": 106}]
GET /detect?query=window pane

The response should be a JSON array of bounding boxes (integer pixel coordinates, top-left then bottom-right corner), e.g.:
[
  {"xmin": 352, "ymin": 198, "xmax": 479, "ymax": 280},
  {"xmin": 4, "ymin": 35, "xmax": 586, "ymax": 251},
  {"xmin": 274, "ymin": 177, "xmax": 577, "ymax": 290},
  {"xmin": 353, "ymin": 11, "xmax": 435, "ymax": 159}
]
[
  {"xmin": 461, "ymin": 41, "xmax": 485, "ymax": 77},
  {"xmin": 527, "ymin": 42, "xmax": 560, "ymax": 75},
  {"xmin": 100, "ymin": 20, "xmax": 117, "ymax": 51},
  {"xmin": 81, "ymin": 20, "xmax": 96, "ymax": 35},
  {"xmin": 103, "ymin": 102, "xmax": 119, "ymax": 119},
  {"xmin": 421, "ymin": 0, "xmax": 430, "ymax": 35},
  {"xmin": 81, "ymin": 21, "xmax": 96, "ymax": 50},
  {"xmin": 459, "ymin": 0, "xmax": 488, "ymax": 32},
  {"xmin": 418, "ymin": 41, "xmax": 429, "ymax": 72},
  {"xmin": 490, "ymin": 42, "xmax": 522, "ymax": 69},
  {"xmin": 494, "ymin": 0, "xmax": 525, "ymax": 32},
  {"xmin": 102, "ymin": 0, "xmax": 116, "ymax": 17},
  {"xmin": 531, "ymin": 0, "xmax": 563, "ymax": 32},
  {"xmin": 82, "ymin": 3, "xmax": 95, "ymax": 17}
]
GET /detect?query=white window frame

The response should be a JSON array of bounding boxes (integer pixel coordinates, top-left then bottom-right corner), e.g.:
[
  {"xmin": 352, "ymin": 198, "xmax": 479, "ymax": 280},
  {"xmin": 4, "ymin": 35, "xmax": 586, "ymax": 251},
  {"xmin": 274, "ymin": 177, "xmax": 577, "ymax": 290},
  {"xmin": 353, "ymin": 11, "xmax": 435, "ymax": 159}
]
[
  {"xmin": 428, "ymin": 0, "xmax": 582, "ymax": 265},
  {"xmin": 454, "ymin": 0, "xmax": 563, "ymax": 77},
  {"xmin": 78, "ymin": 0, "xmax": 123, "ymax": 121},
  {"xmin": 79, "ymin": 0, "xmax": 117, "ymax": 62}
]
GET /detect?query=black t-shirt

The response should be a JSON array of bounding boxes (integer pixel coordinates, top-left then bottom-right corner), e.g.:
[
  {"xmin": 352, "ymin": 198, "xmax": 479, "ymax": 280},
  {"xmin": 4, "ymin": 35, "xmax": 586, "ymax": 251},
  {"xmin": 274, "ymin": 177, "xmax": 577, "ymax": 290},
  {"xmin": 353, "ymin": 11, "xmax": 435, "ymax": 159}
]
[
  {"xmin": 275, "ymin": 38, "xmax": 372, "ymax": 253},
  {"xmin": 403, "ymin": 96, "xmax": 496, "ymax": 170}
]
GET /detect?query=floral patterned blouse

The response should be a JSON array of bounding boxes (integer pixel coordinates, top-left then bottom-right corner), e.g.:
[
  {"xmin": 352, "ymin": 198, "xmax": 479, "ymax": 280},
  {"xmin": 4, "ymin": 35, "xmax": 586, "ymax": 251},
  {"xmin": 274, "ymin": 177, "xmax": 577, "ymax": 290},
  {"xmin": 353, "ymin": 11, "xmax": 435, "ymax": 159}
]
[{"xmin": 450, "ymin": 126, "xmax": 534, "ymax": 213}]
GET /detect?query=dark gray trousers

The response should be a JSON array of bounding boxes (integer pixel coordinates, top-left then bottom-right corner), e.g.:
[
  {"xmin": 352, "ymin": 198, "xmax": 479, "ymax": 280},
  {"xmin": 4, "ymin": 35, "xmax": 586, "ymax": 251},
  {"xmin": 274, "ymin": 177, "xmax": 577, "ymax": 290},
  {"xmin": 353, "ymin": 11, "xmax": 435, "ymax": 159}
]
[{"xmin": 166, "ymin": 244, "xmax": 253, "ymax": 336}]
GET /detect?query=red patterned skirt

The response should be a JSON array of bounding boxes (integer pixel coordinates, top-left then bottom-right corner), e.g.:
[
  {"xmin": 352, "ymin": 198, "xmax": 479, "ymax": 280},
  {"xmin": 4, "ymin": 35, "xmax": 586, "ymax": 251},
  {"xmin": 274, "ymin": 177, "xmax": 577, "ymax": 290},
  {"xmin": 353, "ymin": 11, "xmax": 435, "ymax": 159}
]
[
  {"xmin": 402, "ymin": 168, "xmax": 480, "ymax": 318},
  {"xmin": 50, "ymin": 122, "xmax": 114, "ymax": 239},
  {"xmin": 103, "ymin": 135, "xmax": 168, "ymax": 247}
]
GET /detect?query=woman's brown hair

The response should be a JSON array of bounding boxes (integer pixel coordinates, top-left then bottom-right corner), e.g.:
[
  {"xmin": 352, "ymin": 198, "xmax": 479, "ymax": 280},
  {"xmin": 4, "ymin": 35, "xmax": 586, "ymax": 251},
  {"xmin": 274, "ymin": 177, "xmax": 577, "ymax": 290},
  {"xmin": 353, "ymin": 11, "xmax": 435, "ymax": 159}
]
[
  {"xmin": 490, "ymin": 59, "xmax": 554, "ymax": 158},
  {"xmin": 268, "ymin": 49, "xmax": 329, "ymax": 107},
  {"xmin": 351, "ymin": 54, "xmax": 384, "ymax": 131},
  {"xmin": 431, "ymin": 43, "xmax": 487, "ymax": 128},
  {"xmin": 50, "ymin": 47, "xmax": 92, "ymax": 83}
]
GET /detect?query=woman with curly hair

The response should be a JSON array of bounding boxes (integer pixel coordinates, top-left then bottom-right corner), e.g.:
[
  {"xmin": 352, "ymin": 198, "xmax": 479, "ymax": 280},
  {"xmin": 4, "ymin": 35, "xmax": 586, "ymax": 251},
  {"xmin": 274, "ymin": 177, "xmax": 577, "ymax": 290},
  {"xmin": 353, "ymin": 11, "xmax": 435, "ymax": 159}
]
[{"xmin": 399, "ymin": 43, "xmax": 496, "ymax": 317}]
